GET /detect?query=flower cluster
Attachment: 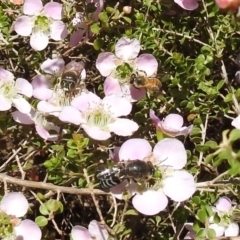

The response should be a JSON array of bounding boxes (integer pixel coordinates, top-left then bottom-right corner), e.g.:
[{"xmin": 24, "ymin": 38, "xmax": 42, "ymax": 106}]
[
  {"xmin": 184, "ymin": 197, "xmax": 239, "ymax": 238},
  {"xmin": 2, "ymin": 53, "xmax": 139, "ymax": 141},
  {"xmin": 0, "ymin": 192, "xmax": 41, "ymax": 240}
]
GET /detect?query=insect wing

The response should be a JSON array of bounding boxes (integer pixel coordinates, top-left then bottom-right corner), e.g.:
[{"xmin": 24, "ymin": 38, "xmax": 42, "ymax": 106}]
[{"xmin": 64, "ymin": 61, "xmax": 85, "ymax": 76}]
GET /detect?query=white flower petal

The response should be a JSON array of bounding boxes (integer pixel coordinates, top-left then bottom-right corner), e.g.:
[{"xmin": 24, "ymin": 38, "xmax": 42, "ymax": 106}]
[
  {"xmin": 12, "ymin": 97, "xmax": 31, "ymax": 113},
  {"xmin": 14, "ymin": 16, "xmax": 33, "ymax": 36},
  {"xmin": 115, "ymin": 37, "xmax": 141, "ymax": 60},
  {"xmin": 0, "ymin": 192, "xmax": 28, "ymax": 217},
  {"xmin": 225, "ymin": 222, "xmax": 239, "ymax": 237},
  {"xmin": 50, "ymin": 21, "xmax": 68, "ymax": 41},
  {"xmin": 30, "ymin": 33, "xmax": 49, "ymax": 51},
  {"xmin": 14, "ymin": 219, "xmax": 42, "ymax": 240}
]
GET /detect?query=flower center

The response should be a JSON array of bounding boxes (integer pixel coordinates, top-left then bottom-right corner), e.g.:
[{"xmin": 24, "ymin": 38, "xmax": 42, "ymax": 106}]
[
  {"xmin": 150, "ymin": 166, "xmax": 175, "ymax": 190},
  {"xmin": 33, "ymin": 16, "xmax": 50, "ymax": 35},
  {"xmin": 115, "ymin": 62, "xmax": 133, "ymax": 84},
  {"xmin": 85, "ymin": 104, "xmax": 114, "ymax": 128},
  {"xmin": 218, "ymin": 211, "xmax": 232, "ymax": 227},
  {"xmin": 34, "ymin": 112, "xmax": 55, "ymax": 130},
  {"xmin": 51, "ymin": 89, "xmax": 71, "ymax": 108},
  {"xmin": 0, "ymin": 80, "xmax": 18, "ymax": 99}
]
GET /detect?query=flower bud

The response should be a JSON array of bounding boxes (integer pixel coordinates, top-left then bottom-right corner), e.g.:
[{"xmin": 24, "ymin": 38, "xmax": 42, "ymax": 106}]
[
  {"xmin": 215, "ymin": 0, "xmax": 240, "ymax": 11},
  {"xmin": 10, "ymin": 0, "xmax": 24, "ymax": 5},
  {"xmin": 123, "ymin": 6, "xmax": 132, "ymax": 14}
]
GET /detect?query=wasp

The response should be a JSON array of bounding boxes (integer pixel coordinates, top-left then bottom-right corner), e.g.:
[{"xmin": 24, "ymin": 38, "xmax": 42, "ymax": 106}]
[
  {"xmin": 130, "ymin": 71, "xmax": 162, "ymax": 92},
  {"xmin": 59, "ymin": 61, "xmax": 86, "ymax": 94},
  {"xmin": 96, "ymin": 160, "xmax": 155, "ymax": 189}
]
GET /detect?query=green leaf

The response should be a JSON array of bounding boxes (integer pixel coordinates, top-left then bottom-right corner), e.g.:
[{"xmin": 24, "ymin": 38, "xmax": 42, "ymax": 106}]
[
  {"xmin": 124, "ymin": 209, "xmax": 138, "ymax": 215},
  {"xmin": 111, "ymin": 10, "xmax": 120, "ymax": 20},
  {"xmin": 213, "ymin": 212, "xmax": 220, "ymax": 224},
  {"xmin": 155, "ymin": 215, "xmax": 161, "ymax": 225},
  {"xmin": 36, "ymin": 193, "xmax": 46, "ymax": 201},
  {"xmin": 206, "ymin": 228, "xmax": 216, "ymax": 239},
  {"xmin": 204, "ymin": 141, "xmax": 218, "ymax": 149},
  {"xmin": 197, "ymin": 209, "xmax": 207, "ymax": 223},
  {"xmin": 99, "ymin": 12, "xmax": 108, "ymax": 22},
  {"xmin": 196, "ymin": 228, "xmax": 206, "ymax": 238},
  {"xmin": 93, "ymin": 38, "xmax": 103, "ymax": 50},
  {"xmin": 91, "ymin": 23, "xmax": 100, "ymax": 34},
  {"xmin": 229, "ymin": 129, "xmax": 240, "ymax": 142},
  {"xmin": 106, "ymin": 6, "xmax": 114, "ymax": 13},
  {"xmin": 35, "ymin": 216, "xmax": 48, "ymax": 227},
  {"xmin": 195, "ymin": 144, "xmax": 210, "ymax": 152},
  {"xmin": 123, "ymin": 16, "xmax": 132, "ymax": 24},
  {"xmin": 135, "ymin": 13, "xmax": 144, "ymax": 20},
  {"xmin": 55, "ymin": 202, "xmax": 64, "ymax": 214},
  {"xmin": 216, "ymin": 80, "xmax": 225, "ymax": 91},
  {"xmin": 224, "ymin": 93, "xmax": 232, "ymax": 102},
  {"xmin": 195, "ymin": 54, "xmax": 205, "ymax": 64},
  {"xmin": 156, "ymin": 130, "xmax": 164, "ymax": 141},
  {"xmin": 46, "ymin": 199, "xmax": 60, "ymax": 212},
  {"xmin": 192, "ymin": 196, "xmax": 201, "ymax": 204},
  {"xmin": 39, "ymin": 204, "xmax": 50, "ymax": 215},
  {"xmin": 201, "ymin": 46, "xmax": 213, "ymax": 54}
]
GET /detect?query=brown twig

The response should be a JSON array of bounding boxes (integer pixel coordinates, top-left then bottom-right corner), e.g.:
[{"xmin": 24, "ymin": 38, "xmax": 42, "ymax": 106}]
[
  {"xmin": 83, "ymin": 169, "xmax": 114, "ymax": 236},
  {"xmin": 0, "ymin": 173, "xmax": 109, "ymax": 195},
  {"xmin": 110, "ymin": 193, "xmax": 118, "ymax": 228}
]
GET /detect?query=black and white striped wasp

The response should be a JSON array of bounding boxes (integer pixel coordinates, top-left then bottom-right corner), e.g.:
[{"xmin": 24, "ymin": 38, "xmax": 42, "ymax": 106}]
[{"xmin": 96, "ymin": 160, "xmax": 155, "ymax": 189}]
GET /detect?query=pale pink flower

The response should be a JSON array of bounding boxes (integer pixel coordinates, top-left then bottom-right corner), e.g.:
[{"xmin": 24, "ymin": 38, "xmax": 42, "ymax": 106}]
[
  {"xmin": 231, "ymin": 115, "xmax": 240, "ymax": 129},
  {"xmin": 14, "ymin": 219, "xmax": 42, "ymax": 240},
  {"xmin": 32, "ymin": 74, "xmax": 53, "ymax": 100},
  {"xmin": 33, "ymin": 58, "xmax": 86, "ymax": 117},
  {"xmin": 235, "ymin": 71, "xmax": 240, "ymax": 84},
  {"xmin": 123, "ymin": 6, "xmax": 132, "ymax": 14},
  {"xmin": 14, "ymin": 0, "xmax": 68, "ymax": 51},
  {"xmin": 71, "ymin": 220, "xmax": 108, "ymax": 240},
  {"xmin": 70, "ymin": 0, "xmax": 104, "ymax": 47},
  {"xmin": 174, "ymin": 0, "xmax": 199, "ymax": 10},
  {"xmin": 0, "ymin": 192, "xmax": 41, "ymax": 240},
  {"xmin": 59, "ymin": 91, "xmax": 139, "ymax": 140},
  {"xmin": 0, "ymin": 192, "xmax": 29, "ymax": 218},
  {"xmin": 150, "ymin": 110, "xmax": 193, "ymax": 137},
  {"xmin": 12, "ymin": 109, "xmax": 67, "ymax": 141},
  {"xmin": 215, "ymin": 0, "xmax": 240, "ymax": 11},
  {"xmin": 40, "ymin": 58, "xmax": 86, "ymax": 88},
  {"xmin": 184, "ymin": 197, "xmax": 239, "ymax": 239},
  {"xmin": 0, "ymin": 67, "xmax": 32, "ymax": 113},
  {"xmin": 10, "ymin": 0, "xmax": 24, "ymax": 5},
  {"xmin": 110, "ymin": 138, "xmax": 196, "ymax": 215},
  {"xmin": 96, "ymin": 37, "xmax": 158, "ymax": 102}
]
